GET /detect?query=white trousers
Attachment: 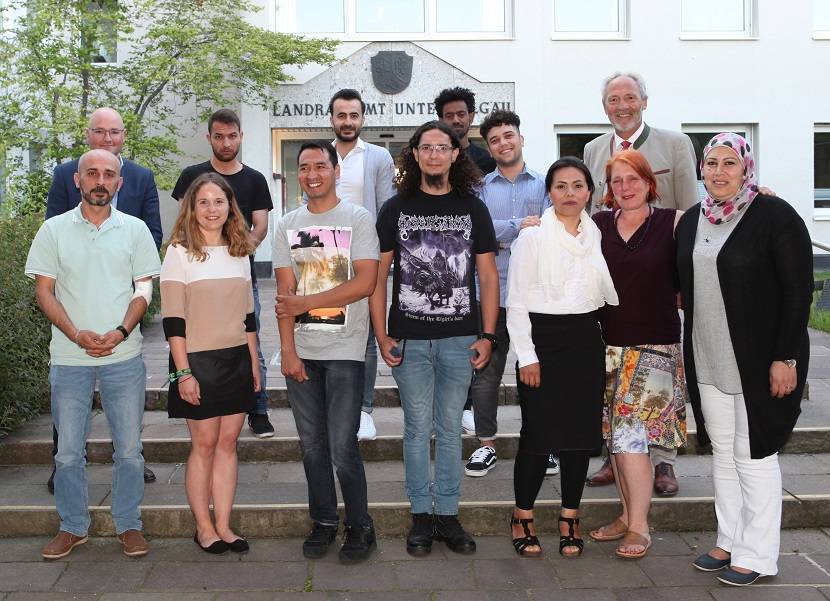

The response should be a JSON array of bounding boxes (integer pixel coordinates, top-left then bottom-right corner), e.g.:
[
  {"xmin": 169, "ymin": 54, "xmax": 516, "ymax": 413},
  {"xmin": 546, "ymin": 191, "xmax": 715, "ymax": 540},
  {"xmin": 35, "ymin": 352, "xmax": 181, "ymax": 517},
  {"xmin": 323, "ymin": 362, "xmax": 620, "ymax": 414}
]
[{"xmin": 698, "ymin": 383, "xmax": 781, "ymax": 575}]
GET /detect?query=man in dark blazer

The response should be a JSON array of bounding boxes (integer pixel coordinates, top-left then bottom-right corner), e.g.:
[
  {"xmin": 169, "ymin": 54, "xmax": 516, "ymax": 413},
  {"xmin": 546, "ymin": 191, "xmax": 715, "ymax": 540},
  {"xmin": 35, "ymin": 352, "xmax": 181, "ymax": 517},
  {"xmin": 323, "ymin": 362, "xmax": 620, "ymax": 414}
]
[
  {"xmin": 44, "ymin": 106, "xmax": 161, "ymax": 491},
  {"xmin": 46, "ymin": 107, "xmax": 163, "ymax": 249}
]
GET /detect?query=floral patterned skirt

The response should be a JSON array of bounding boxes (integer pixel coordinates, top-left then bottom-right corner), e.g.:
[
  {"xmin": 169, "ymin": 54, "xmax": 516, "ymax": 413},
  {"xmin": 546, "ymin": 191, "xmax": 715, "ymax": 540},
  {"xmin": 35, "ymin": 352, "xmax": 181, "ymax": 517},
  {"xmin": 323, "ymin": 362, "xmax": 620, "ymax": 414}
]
[{"xmin": 602, "ymin": 344, "xmax": 687, "ymax": 454}]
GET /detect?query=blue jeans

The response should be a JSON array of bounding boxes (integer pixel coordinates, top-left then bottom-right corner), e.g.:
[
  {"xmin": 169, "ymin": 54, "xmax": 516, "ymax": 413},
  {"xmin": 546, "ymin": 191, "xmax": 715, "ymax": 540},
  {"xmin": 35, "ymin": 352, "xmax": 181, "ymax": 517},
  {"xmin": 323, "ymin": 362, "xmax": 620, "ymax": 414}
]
[
  {"xmin": 363, "ymin": 324, "xmax": 377, "ymax": 413},
  {"xmin": 392, "ymin": 336, "xmax": 476, "ymax": 515},
  {"xmin": 50, "ymin": 354, "xmax": 146, "ymax": 536},
  {"xmin": 251, "ymin": 282, "xmax": 269, "ymax": 415},
  {"xmin": 286, "ymin": 359, "xmax": 371, "ymax": 529}
]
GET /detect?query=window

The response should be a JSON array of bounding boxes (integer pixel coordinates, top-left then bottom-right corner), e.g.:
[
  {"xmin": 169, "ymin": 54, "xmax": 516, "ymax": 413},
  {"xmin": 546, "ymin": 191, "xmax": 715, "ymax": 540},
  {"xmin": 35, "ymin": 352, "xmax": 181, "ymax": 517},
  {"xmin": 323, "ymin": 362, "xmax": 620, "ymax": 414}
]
[
  {"xmin": 83, "ymin": 0, "xmax": 118, "ymax": 63},
  {"xmin": 682, "ymin": 125, "xmax": 752, "ymax": 203},
  {"xmin": 275, "ymin": 0, "xmax": 512, "ymax": 39},
  {"xmin": 815, "ymin": 128, "xmax": 830, "ymax": 209},
  {"xmin": 555, "ymin": 125, "xmax": 611, "ymax": 160},
  {"xmin": 814, "ymin": 0, "xmax": 830, "ymax": 39},
  {"xmin": 551, "ymin": 0, "xmax": 628, "ymax": 40},
  {"xmin": 680, "ymin": 0, "xmax": 756, "ymax": 39}
]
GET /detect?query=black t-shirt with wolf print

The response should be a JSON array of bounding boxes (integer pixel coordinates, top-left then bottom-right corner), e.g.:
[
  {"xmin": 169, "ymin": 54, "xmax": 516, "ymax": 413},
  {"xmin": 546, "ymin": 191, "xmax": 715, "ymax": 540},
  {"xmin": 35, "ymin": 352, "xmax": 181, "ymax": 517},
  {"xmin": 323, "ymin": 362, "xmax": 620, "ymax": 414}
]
[{"xmin": 376, "ymin": 189, "xmax": 497, "ymax": 340}]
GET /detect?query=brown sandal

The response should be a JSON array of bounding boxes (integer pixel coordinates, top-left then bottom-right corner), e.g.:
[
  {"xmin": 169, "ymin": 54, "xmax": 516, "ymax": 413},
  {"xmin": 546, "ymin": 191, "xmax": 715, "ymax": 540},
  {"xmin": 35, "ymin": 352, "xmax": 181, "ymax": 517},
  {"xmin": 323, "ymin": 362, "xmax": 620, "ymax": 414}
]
[
  {"xmin": 589, "ymin": 517, "xmax": 628, "ymax": 542},
  {"xmin": 615, "ymin": 531, "xmax": 651, "ymax": 559}
]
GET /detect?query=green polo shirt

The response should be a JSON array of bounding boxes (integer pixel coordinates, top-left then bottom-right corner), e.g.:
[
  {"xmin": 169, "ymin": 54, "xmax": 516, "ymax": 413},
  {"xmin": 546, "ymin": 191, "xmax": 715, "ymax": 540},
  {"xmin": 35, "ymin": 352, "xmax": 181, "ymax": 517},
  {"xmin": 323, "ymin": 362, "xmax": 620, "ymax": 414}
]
[{"xmin": 25, "ymin": 204, "xmax": 161, "ymax": 366}]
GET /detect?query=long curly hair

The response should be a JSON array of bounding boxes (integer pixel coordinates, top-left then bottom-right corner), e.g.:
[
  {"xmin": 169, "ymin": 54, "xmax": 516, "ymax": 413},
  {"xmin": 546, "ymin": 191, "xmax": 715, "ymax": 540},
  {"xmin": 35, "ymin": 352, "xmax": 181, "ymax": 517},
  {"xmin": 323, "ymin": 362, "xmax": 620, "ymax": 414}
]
[
  {"xmin": 394, "ymin": 121, "xmax": 482, "ymax": 197},
  {"xmin": 168, "ymin": 172, "xmax": 255, "ymax": 261}
]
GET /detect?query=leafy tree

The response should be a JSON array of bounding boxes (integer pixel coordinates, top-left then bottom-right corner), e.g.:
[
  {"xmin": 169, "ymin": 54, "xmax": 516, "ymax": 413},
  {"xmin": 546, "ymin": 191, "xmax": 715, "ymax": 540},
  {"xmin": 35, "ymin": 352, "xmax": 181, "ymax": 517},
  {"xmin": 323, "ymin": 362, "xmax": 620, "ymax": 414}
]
[{"xmin": 0, "ymin": 0, "xmax": 337, "ymax": 209}]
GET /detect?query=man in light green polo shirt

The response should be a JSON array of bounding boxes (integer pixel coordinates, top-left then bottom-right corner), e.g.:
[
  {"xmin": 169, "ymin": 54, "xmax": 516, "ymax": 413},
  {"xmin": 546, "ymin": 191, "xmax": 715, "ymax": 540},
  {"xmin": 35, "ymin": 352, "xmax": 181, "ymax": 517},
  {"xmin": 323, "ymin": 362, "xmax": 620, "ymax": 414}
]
[{"xmin": 25, "ymin": 149, "xmax": 161, "ymax": 560}]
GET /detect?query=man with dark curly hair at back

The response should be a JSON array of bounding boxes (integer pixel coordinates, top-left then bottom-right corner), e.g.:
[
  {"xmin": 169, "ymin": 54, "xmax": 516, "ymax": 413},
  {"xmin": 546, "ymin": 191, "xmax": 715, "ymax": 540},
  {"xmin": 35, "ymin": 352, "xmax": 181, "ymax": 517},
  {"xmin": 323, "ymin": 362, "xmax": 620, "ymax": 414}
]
[
  {"xmin": 369, "ymin": 121, "xmax": 499, "ymax": 557},
  {"xmin": 434, "ymin": 87, "xmax": 497, "ymax": 175}
]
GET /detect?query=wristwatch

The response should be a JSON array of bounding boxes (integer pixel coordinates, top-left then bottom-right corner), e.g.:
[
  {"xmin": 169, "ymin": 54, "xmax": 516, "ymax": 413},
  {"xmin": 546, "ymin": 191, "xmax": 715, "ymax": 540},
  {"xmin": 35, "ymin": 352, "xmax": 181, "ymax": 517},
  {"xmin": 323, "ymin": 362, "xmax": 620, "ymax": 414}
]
[
  {"xmin": 479, "ymin": 332, "xmax": 498, "ymax": 351},
  {"xmin": 116, "ymin": 325, "xmax": 130, "ymax": 340},
  {"xmin": 783, "ymin": 359, "xmax": 797, "ymax": 369}
]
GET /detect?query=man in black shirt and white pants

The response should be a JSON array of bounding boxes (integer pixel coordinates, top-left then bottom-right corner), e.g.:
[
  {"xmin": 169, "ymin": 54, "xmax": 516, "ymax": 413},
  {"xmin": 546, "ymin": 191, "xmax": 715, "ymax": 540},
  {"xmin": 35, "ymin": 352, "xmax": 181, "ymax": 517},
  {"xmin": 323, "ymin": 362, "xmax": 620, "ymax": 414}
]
[{"xmin": 370, "ymin": 121, "xmax": 499, "ymax": 557}]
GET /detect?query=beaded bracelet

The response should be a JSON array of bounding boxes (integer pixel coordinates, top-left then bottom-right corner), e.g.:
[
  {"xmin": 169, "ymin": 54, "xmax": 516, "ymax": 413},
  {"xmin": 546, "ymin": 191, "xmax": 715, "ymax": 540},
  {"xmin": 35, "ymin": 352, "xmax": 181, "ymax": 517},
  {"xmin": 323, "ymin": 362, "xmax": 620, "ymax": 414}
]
[{"xmin": 168, "ymin": 368, "xmax": 192, "ymax": 383}]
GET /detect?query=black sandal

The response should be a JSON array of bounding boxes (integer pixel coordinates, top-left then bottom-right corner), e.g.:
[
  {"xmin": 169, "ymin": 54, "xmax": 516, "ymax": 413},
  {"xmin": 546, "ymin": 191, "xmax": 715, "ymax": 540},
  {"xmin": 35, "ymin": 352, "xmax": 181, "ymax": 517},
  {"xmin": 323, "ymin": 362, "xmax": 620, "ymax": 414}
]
[
  {"xmin": 510, "ymin": 514, "xmax": 543, "ymax": 557},
  {"xmin": 558, "ymin": 515, "xmax": 584, "ymax": 557}
]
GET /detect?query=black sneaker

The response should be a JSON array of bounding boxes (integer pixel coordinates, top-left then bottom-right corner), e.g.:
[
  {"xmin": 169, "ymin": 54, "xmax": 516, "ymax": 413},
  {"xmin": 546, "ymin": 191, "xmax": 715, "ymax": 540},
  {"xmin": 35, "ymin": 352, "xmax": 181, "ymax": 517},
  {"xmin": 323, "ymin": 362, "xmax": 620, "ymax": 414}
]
[
  {"xmin": 47, "ymin": 466, "xmax": 55, "ymax": 495},
  {"xmin": 545, "ymin": 455, "xmax": 560, "ymax": 476},
  {"xmin": 464, "ymin": 445, "xmax": 497, "ymax": 477},
  {"xmin": 339, "ymin": 524, "xmax": 376, "ymax": 563},
  {"xmin": 143, "ymin": 466, "xmax": 157, "ymax": 483},
  {"xmin": 406, "ymin": 513, "xmax": 434, "ymax": 557},
  {"xmin": 302, "ymin": 523, "xmax": 338, "ymax": 559},
  {"xmin": 248, "ymin": 414, "xmax": 275, "ymax": 438},
  {"xmin": 434, "ymin": 514, "xmax": 476, "ymax": 555}
]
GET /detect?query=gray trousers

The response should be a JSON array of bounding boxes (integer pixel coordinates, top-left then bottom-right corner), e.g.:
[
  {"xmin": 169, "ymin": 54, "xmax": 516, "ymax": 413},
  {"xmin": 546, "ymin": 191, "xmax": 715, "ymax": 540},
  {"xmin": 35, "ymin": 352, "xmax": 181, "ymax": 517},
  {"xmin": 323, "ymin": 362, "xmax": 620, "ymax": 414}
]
[{"xmin": 470, "ymin": 307, "xmax": 508, "ymax": 440}]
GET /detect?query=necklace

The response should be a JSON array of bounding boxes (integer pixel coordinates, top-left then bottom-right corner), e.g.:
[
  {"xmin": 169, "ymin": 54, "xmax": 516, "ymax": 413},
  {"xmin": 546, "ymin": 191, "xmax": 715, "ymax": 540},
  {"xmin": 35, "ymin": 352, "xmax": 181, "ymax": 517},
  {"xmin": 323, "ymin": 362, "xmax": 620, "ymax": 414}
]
[{"xmin": 614, "ymin": 206, "xmax": 653, "ymax": 251}]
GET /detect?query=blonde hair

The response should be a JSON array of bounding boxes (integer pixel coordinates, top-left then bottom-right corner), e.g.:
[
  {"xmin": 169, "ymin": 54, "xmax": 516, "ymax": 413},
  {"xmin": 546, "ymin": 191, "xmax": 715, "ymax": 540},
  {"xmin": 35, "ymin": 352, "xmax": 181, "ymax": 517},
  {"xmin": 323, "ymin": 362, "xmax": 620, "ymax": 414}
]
[{"xmin": 169, "ymin": 172, "xmax": 255, "ymax": 261}]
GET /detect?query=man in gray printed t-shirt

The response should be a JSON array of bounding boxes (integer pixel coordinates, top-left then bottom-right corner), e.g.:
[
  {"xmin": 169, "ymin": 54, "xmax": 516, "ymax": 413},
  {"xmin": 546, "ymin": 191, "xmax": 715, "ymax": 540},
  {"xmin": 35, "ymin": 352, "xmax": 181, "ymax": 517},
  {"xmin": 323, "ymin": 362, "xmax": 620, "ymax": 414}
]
[{"xmin": 272, "ymin": 141, "xmax": 380, "ymax": 563}]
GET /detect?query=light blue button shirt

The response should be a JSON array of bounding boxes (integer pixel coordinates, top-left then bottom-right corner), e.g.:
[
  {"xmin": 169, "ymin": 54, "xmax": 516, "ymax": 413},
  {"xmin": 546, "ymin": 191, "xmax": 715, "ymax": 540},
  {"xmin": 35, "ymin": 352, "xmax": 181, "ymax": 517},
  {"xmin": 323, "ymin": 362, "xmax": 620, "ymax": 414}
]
[{"xmin": 478, "ymin": 164, "xmax": 548, "ymax": 306}]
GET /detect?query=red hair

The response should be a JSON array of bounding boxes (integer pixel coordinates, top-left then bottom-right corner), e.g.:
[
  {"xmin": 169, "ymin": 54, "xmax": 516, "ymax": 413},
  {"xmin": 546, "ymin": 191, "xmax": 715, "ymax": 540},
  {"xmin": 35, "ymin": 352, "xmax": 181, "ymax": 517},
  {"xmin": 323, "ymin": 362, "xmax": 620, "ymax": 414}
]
[{"xmin": 601, "ymin": 149, "xmax": 659, "ymax": 209}]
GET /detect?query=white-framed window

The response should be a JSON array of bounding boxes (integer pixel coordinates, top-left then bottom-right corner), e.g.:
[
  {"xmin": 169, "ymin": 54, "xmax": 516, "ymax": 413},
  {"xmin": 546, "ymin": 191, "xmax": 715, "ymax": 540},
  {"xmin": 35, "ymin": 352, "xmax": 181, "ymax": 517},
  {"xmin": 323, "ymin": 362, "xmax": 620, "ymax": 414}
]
[
  {"xmin": 682, "ymin": 124, "xmax": 754, "ymax": 203},
  {"xmin": 680, "ymin": 0, "xmax": 757, "ymax": 40},
  {"xmin": 554, "ymin": 124, "xmax": 612, "ymax": 160},
  {"xmin": 551, "ymin": 0, "xmax": 628, "ymax": 40},
  {"xmin": 814, "ymin": 0, "xmax": 830, "ymax": 39},
  {"xmin": 815, "ymin": 126, "xmax": 830, "ymax": 210},
  {"xmin": 275, "ymin": 0, "xmax": 513, "ymax": 40}
]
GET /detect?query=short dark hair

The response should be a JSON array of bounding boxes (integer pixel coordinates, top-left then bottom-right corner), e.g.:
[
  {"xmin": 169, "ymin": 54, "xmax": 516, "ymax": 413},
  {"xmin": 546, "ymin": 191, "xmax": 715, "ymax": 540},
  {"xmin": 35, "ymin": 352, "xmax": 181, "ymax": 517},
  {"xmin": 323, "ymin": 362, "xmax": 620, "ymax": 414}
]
[
  {"xmin": 208, "ymin": 108, "xmax": 241, "ymax": 133},
  {"xmin": 434, "ymin": 87, "xmax": 476, "ymax": 118},
  {"xmin": 297, "ymin": 141, "xmax": 338, "ymax": 168},
  {"xmin": 545, "ymin": 156, "xmax": 595, "ymax": 195},
  {"xmin": 329, "ymin": 88, "xmax": 366, "ymax": 115},
  {"xmin": 479, "ymin": 110, "xmax": 521, "ymax": 144}
]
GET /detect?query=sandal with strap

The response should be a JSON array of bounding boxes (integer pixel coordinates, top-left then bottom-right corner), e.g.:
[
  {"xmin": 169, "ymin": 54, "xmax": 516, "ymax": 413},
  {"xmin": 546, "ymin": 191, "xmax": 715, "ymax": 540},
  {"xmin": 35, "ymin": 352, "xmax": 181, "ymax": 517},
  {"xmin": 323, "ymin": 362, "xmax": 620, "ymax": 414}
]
[
  {"xmin": 615, "ymin": 530, "xmax": 652, "ymax": 560},
  {"xmin": 589, "ymin": 517, "xmax": 628, "ymax": 542},
  {"xmin": 510, "ymin": 514, "xmax": 543, "ymax": 557},
  {"xmin": 558, "ymin": 515, "xmax": 584, "ymax": 558}
]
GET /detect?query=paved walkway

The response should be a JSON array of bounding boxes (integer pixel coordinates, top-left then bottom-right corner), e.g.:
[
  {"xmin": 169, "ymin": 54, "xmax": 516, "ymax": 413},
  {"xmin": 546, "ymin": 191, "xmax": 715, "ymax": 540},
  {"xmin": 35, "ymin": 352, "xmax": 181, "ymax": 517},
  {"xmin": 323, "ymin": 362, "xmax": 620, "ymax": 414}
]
[{"xmin": 1, "ymin": 530, "xmax": 830, "ymax": 600}]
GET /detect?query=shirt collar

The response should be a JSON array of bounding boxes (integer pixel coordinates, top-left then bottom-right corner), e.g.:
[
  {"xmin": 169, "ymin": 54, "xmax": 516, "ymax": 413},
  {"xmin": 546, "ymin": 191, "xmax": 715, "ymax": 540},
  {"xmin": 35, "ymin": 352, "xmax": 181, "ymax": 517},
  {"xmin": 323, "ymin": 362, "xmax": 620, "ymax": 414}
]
[
  {"xmin": 333, "ymin": 136, "xmax": 366, "ymax": 159},
  {"xmin": 71, "ymin": 203, "xmax": 125, "ymax": 227},
  {"xmin": 485, "ymin": 162, "xmax": 540, "ymax": 184},
  {"xmin": 614, "ymin": 121, "xmax": 646, "ymax": 150}
]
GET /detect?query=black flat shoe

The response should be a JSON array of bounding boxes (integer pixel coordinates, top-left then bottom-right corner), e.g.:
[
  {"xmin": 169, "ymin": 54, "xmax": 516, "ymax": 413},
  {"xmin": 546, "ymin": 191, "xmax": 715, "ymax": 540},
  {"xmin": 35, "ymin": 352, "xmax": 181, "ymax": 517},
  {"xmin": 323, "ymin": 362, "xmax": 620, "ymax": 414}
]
[
  {"xmin": 193, "ymin": 532, "xmax": 229, "ymax": 554},
  {"xmin": 225, "ymin": 538, "xmax": 249, "ymax": 553}
]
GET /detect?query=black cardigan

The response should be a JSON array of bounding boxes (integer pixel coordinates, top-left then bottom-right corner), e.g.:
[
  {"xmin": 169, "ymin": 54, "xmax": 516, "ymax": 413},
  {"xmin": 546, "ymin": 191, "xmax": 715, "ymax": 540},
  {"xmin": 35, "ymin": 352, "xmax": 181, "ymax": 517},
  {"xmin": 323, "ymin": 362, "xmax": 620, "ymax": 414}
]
[{"xmin": 675, "ymin": 195, "xmax": 813, "ymax": 459}]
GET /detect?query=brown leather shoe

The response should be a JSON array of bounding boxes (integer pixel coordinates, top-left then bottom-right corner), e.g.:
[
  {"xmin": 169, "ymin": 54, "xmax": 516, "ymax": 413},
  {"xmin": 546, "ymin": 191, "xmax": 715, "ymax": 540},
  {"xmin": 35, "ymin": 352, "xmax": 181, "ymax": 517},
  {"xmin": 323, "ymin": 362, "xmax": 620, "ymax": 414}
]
[
  {"xmin": 42, "ymin": 531, "xmax": 88, "ymax": 560},
  {"xmin": 586, "ymin": 456, "xmax": 615, "ymax": 486},
  {"xmin": 117, "ymin": 529, "xmax": 149, "ymax": 557},
  {"xmin": 654, "ymin": 462, "xmax": 679, "ymax": 497}
]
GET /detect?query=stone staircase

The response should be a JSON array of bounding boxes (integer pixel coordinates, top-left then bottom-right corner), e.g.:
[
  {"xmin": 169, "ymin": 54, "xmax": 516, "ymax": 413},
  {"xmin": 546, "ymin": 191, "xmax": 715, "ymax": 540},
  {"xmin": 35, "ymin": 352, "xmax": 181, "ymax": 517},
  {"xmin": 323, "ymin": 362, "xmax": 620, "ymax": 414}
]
[{"xmin": 1, "ymin": 279, "xmax": 828, "ymax": 538}]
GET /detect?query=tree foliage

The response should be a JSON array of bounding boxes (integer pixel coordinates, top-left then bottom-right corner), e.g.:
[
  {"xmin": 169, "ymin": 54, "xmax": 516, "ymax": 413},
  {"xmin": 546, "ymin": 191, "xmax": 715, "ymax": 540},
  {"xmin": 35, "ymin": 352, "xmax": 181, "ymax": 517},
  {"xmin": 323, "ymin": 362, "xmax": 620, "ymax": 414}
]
[{"xmin": 0, "ymin": 0, "xmax": 337, "ymax": 204}]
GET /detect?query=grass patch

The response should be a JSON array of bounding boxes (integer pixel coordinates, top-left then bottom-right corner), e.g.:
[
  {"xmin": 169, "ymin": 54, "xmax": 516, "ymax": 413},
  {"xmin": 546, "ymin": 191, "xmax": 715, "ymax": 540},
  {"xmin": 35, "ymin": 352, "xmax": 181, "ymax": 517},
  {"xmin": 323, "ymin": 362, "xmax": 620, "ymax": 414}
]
[{"xmin": 810, "ymin": 271, "xmax": 830, "ymax": 332}]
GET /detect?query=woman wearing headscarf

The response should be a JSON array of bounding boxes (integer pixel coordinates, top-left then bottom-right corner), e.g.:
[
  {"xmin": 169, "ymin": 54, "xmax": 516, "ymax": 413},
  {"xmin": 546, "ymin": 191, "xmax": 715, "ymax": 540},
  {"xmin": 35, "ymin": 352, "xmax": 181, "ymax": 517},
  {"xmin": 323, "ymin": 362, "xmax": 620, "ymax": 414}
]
[{"xmin": 675, "ymin": 133, "xmax": 813, "ymax": 585}]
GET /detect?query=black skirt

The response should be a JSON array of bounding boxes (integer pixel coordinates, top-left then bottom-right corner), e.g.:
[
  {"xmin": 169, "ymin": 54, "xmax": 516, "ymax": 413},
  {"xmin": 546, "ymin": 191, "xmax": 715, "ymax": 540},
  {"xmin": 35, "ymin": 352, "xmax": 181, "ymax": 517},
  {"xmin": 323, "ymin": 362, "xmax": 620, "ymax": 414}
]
[
  {"xmin": 516, "ymin": 312, "xmax": 605, "ymax": 455},
  {"xmin": 167, "ymin": 344, "xmax": 256, "ymax": 420}
]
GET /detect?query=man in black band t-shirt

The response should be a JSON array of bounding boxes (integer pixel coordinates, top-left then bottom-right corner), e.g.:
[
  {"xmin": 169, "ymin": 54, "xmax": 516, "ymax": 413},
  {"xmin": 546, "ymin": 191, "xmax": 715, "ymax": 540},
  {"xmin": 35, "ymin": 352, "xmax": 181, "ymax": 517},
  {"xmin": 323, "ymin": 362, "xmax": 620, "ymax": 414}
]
[
  {"xmin": 172, "ymin": 108, "xmax": 275, "ymax": 438},
  {"xmin": 370, "ymin": 121, "xmax": 499, "ymax": 557},
  {"xmin": 435, "ymin": 87, "xmax": 497, "ymax": 176}
]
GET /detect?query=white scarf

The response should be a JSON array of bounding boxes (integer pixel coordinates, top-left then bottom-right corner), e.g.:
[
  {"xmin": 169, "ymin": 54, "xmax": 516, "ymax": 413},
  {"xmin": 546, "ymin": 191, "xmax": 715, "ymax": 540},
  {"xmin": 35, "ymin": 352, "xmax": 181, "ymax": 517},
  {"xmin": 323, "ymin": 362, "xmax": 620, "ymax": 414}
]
[{"xmin": 537, "ymin": 208, "xmax": 619, "ymax": 307}]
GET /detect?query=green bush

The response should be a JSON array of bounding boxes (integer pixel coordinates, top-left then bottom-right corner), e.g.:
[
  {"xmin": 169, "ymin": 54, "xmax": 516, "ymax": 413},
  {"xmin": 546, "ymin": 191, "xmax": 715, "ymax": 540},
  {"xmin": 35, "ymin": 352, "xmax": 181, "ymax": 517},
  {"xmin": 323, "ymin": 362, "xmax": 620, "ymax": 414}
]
[{"xmin": 0, "ymin": 211, "xmax": 52, "ymax": 436}]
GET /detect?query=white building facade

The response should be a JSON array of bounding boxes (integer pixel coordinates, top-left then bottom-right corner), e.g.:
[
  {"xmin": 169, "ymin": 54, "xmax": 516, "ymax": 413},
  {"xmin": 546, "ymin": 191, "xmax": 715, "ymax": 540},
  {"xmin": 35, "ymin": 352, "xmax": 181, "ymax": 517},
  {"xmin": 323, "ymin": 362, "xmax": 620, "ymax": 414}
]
[{"xmin": 166, "ymin": 0, "xmax": 830, "ymax": 272}]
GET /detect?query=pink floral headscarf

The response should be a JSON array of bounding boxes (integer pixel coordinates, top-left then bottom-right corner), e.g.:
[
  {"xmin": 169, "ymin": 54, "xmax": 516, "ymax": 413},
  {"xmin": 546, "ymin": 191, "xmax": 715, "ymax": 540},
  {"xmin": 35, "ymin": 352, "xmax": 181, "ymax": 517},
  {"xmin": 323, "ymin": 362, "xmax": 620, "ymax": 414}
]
[{"xmin": 701, "ymin": 132, "xmax": 758, "ymax": 225}]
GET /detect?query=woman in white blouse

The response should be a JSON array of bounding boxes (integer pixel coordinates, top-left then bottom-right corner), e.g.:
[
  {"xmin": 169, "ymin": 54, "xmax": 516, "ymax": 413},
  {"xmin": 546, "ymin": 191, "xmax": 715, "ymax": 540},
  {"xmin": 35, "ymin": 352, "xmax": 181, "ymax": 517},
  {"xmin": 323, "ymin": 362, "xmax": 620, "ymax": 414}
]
[{"xmin": 506, "ymin": 157, "xmax": 618, "ymax": 558}]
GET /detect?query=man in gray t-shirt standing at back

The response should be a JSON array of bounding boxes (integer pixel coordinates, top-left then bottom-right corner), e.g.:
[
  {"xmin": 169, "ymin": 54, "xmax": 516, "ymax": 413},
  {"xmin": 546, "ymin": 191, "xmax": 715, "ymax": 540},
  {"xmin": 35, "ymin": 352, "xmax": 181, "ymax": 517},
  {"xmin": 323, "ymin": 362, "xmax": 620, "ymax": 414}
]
[{"xmin": 272, "ymin": 141, "xmax": 380, "ymax": 563}]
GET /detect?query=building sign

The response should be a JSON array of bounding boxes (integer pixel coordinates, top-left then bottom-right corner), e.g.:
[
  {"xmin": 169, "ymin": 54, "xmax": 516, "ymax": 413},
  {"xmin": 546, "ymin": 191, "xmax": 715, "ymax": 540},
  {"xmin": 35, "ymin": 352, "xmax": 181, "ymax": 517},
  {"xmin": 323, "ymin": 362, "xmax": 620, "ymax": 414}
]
[{"xmin": 270, "ymin": 42, "xmax": 515, "ymax": 129}]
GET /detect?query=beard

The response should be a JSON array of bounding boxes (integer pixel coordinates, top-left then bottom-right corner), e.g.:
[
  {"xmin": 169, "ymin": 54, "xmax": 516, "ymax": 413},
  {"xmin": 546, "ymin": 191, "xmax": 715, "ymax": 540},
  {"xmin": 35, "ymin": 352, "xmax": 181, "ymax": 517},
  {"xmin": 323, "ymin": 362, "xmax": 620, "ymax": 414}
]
[
  {"xmin": 424, "ymin": 173, "xmax": 446, "ymax": 189},
  {"xmin": 82, "ymin": 186, "xmax": 114, "ymax": 206},
  {"xmin": 212, "ymin": 145, "xmax": 239, "ymax": 162},
  {"xmin": 334, "ymin": 126, "xmax": 360, "ymax": 142}
]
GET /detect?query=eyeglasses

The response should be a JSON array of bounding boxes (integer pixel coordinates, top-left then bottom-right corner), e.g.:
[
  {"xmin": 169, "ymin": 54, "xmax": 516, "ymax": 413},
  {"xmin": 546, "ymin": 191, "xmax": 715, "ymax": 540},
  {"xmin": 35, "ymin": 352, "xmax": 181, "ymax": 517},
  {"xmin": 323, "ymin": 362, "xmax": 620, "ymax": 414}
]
[
  {"xmin": 89, "ymin": 128, "xmax": 125, "ymax": 137},
  {"xmin": 416, "ymin": 144, "xmax": 453, "ymax": 154}
]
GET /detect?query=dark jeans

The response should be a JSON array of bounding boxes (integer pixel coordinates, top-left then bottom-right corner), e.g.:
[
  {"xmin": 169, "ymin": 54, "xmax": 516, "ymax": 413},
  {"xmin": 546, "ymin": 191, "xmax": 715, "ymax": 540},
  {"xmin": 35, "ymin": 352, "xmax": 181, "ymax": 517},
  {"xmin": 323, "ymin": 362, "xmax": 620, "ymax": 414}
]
[
  {"xmin": 467, "ymin": 307, "xmax": 509, "ymax": 439},
  {"xmin": 286, "ymin": 359, "xmax": 371, "ymax": 529}
]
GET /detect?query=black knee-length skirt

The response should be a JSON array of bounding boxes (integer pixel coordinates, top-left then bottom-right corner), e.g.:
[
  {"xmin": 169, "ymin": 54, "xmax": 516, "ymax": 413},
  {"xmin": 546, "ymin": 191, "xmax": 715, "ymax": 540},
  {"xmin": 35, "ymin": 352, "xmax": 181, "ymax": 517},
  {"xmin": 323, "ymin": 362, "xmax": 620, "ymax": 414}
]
[
  {"xmin": 167, "ymin": 344, "xmax": 256, "ymax": 420},
  {"xmin": 516, "ymin": 312, "xmax": 605, "ymax": 455}
]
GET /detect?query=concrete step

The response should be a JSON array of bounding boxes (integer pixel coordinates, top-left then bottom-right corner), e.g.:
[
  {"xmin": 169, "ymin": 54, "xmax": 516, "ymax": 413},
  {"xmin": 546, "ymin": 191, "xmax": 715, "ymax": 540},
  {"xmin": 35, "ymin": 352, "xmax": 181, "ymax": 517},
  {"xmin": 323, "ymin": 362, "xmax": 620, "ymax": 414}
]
[
  {"xmin": 1, "ymin": 454, "xmax": 828, "ymax": 536},
  {"xmin": 3, "ymin": 406, "xmax": 830, "ymax": 466}
]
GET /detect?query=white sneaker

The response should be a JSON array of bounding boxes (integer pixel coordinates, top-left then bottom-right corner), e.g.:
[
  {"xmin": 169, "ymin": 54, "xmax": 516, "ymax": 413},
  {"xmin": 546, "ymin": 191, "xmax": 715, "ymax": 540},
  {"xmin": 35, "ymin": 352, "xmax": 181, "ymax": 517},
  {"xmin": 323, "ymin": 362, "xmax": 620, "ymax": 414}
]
[
  {"xmin": 461, "ymin": 409, "xmax": 476, "ymax": 435},
  {"xmin": 546, "ymin": 454, "xmax": 560, "ymax": 476},
  {"xmin": 357, "ymin": 411, "xmax": 377, "ymax": 441}
]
